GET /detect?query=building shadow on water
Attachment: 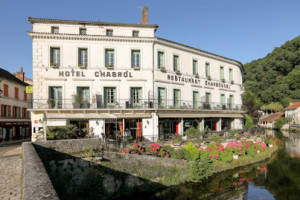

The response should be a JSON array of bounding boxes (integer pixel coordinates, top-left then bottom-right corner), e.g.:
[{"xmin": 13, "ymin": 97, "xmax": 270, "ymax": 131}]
[{"xmin": 33, "ymin": 144, "xmax": 165, "ymax": 200}]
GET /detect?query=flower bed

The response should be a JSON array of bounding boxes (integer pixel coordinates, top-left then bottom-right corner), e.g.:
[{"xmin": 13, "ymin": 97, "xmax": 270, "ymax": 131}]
[{"xmin": 120, "ymin": 143, "xmax": 169, "ymax": 158}]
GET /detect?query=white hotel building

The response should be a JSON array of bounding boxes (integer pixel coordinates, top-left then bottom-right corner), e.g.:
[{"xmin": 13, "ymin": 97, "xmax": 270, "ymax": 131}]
[{"xmin": 28, "ymin": 8, "xmax": 245, "ymax": 141}]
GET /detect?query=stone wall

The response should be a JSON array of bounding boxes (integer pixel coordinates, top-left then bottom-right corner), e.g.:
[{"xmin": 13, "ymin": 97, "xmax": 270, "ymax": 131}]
[
  {"xmin": 34, "ymin": 138, "xmax": 102, "ymax": 154},
  {"xmin": 22, "ymin": 142, "xmax": 59, "ymax": 200},
  {"xmin": 104, "ymin": 151, "xmax": 188, "ymax": 168}
]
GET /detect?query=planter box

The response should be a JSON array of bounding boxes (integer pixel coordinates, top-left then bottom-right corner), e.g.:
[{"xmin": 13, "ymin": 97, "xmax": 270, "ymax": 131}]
[{"xmin": 233, "ymin": 154, "xmax": 239, "ymax": 160}]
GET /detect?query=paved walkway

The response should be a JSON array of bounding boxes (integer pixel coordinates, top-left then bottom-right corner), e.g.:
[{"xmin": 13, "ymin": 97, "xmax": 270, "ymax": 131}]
[{"xmin": 0, "ymin": 146, "xmax": 22, "ymax": 200}]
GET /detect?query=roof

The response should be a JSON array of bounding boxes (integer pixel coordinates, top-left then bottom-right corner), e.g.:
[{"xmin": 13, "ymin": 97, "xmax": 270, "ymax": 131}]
[
  {"xmin": 284, "ymin": 102, "xmax": 300, "ymax": 110},
  {"xmin": 28, "ymin": 17, "xmax": 159, "ymax": 30},
  {"xmin": 157, "ymin": 37, "xmax": 244, "ymax": 71},
  {"xmin": 0, "ymin": 68, "xmax": 29, "ymax": 86},
  {"xmin": 259, "ymin": 112, "xmax": 284, "ymax": 122}
]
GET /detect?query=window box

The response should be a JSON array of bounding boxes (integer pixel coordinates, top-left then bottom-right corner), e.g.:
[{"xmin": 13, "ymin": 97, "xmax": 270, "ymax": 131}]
[
  {"xmin": 175, "ymin": 70, "xmax": 181, "ymax": 75},
  {"xmin": 160, "ymin": 67, "xmax": 166, "ymax": 72},
  {"xmin": 221, "ymin": 79, "xmax": 225, "ymax": 83},
  {"xmin": 207, "ymin": 76, "xmax": 212, "ymax": 81},
  {"xmin": 231, "ymin": 80, "xmax": 234, "ymax": 84},
  {"xmin": 132, "ymin": 66, "xmax": 140, "ymax": 70},
  {"xmin": 50, "ymin": 63, "xmax": 59, "ymax": 68},
  {"xmin": 78, "ymin": 64, "xmax": 87, "ymax": 69},
  {"xmin": 195, "ymin": 73, "xmax": 199, "ymax": 78},
  {"xmin": 106, "ymin": 65, "xmax": 114, "ymax": 69}
]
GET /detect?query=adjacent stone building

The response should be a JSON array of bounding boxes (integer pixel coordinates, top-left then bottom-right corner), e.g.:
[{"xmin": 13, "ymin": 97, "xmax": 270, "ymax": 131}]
[
  {"xmin": 28, "ymin": 7, "xmax": 245, "ymax": 142},
  {"xmin": 0, "ymin": 67, "xmax": 32, "ymax": 142}
]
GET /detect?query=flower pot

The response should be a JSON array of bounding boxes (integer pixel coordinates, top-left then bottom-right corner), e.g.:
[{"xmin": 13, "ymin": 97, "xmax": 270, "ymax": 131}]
[
  {"xmin": 269, "ymin": 144, "xmax": 273, "ymax": 148},
  {"xmin": 233, "ymin": 154, "xmax": 239, "ymax": 160},
  {"xmin": 257, "ymin": 150, "xmax": 261, "ymax": 154}
]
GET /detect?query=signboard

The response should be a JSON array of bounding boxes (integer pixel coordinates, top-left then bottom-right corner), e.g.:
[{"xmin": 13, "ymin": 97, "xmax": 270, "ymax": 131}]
[
  {"xmin": 47, "ymin": 119, "xmax": 67, "ymax": 126},
  {"xmin": 26, "ymin": 86, "xmax": 33, "ymax": 93}
]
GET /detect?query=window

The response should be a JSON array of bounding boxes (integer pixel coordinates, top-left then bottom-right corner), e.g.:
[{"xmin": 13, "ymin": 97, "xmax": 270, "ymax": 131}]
[
  {"xmin": 13, "ymin": 106, "xmax": 19, "ymax": 118},
  {"xmin": 79, "ymin": 28, "xmax": 86, "ymax": 35},
  {"xmin": 131, "ymin": 50, "xmax": 140, "ymax": 68},
  {"xmin": 4, "ymin": 84, "xmax": 8, "ymax": 97},
  {"xmin": 15, "ymin": 87, "xmax": 19, "ymax": 99},
  {"xmin": 220, "ymin": 94, "xmax": 225, "ymax": 106},
  {"xmin": 23, "ymin": 108, "xmax": 27, "ymax": 118},
  {"xmin": 51, "ymin": 26, "xmax": 59, "ymax": 34},
  {"xmin": 104, "ymin": 87, "xmax": 116, "ymax": 108},
  {"xmin": 229, "ymin": 95, "xmax": 234, "ymax": 109},
  {"xmin": 132, "ymin": 31, "xmax": 139, "ymax": 37},
  {"xmin": 77, "ymin": 87, "xmax": 90, "ymax": 108},
  {"xmin": 24, "ymin": 91, "xmax": 27, "ymax": 101},
  {"xmin": 193, "ymin": 60, "xmax": 198, "ymax": 75},
  {"xmin": 158, "ymin": 87, "xmax": 167, "ymax": 108},
  {"xmin": 50, "ymin": 47, "xmax": 60, "ymax": 67},
  {"xmin": 131, "ymin": 87, "xmax": 142, "ymax": 107},
  {"xmin": 1, "ymin": 105, "xmax": 9, "ymax": 117},
  {"xmin": 204, "ymin": 93, "xmax": 211, "ymax": 109},
  {"xmin": 173, "ymin": 89, "xmax": 181, "ymax": 108},
  {"xmin": 49, "ymin": 86, "xmax": 62, "ymax": 109},
  {"xmin": 78, "ymin": 48, "xmax": 88, "ymax": 67},
  {"xmin": 158, "ymin": 51, "xmax": 165, "ymax": 69},
  {"xmin": 220, "ymin": 66, "xmax": 224, "ymax": 80},
  {"xmin": 229, "ymin": 69, "xmax": 233, "ymax": 81},
  {"xmin": 106, "ymin": 29, "xmax": 113, "ymax": 36},
  {"xmin": 173, "ymin": 55, "xmax": 180, "ymax": 72},
  {"xmin": 105, "ymin": 49, "xmax": 114, "ymax": 68},
  {"xmin": 193, "ymin": 91, "xmax": 200, "ymax": 109},
  {"xmin": 205, "ymin": 62, "xmax": 210, "ymax": 78}
]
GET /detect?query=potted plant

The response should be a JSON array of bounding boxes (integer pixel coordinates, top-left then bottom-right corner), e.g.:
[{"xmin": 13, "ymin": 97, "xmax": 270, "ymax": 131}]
[
  {"xmin": 195, "ymin": 73, "xmax": 199, "ymax": 78},
  {"xmin": 231, "ymin": 80, "xmax": 234, "ymax": 84},
  {"xmin": 207, "ymin": 76, "xmax": 212, "ymax": 80},
  {"xmin": 221, "ymin": 78, "xmax": 225, "ymax": 83},
  {"xmin": 47, "ymin": 98, "xmax": 55, "ymax": 109},
  {"xmin": 50, "ymin": 62, "xmax": 58, "ymax": 68},
  {"xmin": 73, "ymin": 94, "xmax": 83, "ymax": 108},
  {"xmin": 132, "ymin": 65, "xmax": 140, "ymax": 70},
  {"xmin": 175, "ymin": 70, "xmax": 181, "ymax": 75},
  {"xmin": 106, "ymin": 64, "xmax": 114, "ymax": 69},
  {"xmin": 160, "ymin": 66, "xmax": 166, "ymax": 72},
  {"xmin": 78, "ymin": 63, "xmax": 87, "ymax": 69}
]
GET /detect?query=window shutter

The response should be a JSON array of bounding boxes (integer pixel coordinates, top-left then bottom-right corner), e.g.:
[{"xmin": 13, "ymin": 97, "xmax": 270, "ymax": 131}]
[
  {"xmin": 24, "ymin": 91, "xmax": 27, "ymax": 101},
  {"xmin": 4, "ymin": 84, "xmax": 8, "ymax": 97},
  {"xmin": 1, "ymin": 104, "xmax": 4, "ymax": 117},
  {"xmin": 8, "ymin": 105, "xmax": 11, "ymax": 117},
  {"xmin": 13, "ymin": 106, "xmax": 15, "ymax": 117},
  {"xmin": 18, "ymin": 107, "xmax": 21, "ymax": 118}
]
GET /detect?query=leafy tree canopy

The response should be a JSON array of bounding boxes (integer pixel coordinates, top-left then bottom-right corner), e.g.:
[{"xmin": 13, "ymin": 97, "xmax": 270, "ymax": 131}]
[{"xmin": 243, "ymin": 36, "xmax": 300, "ymax": 106}]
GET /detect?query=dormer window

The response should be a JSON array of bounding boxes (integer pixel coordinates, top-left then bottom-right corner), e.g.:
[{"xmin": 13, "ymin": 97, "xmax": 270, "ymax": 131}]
[
  {"xmin": 79, "ymin": 28, "xmax": 86, "ymax": 35},
  {"xmin": 51, "ymin": 26, "xmax": 59, "ymax": 34},
  {"xmin": 106, "ymin": 29, "xmax": 113, "ymax": 36},
  {"xmin": 133, "ymin": 31, "xmax": 139, "ymax": 37}
]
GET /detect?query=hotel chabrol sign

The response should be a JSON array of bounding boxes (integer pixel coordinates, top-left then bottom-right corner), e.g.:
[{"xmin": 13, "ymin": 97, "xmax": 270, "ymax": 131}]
[{"xmin": 58, "ymin": 69, "xmax": 133, "ymax": 78}]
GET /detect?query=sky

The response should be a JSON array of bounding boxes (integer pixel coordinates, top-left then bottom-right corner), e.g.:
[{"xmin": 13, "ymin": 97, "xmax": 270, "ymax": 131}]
[{"xmin": 0, "ymin": 0, "xmax": 300, "ymax": 79}]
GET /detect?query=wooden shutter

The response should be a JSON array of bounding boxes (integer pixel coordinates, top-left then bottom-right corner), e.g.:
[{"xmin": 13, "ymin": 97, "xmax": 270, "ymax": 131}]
[
  {"xmin": 1, "ymin": 104, "xmax": 4, "ymax": 117},
  {"xmin": 8, "ymin": 105, "xmax": 11, "ymax": 117},
  {"xmin": 4, "ymin": 84, "xmax": 8, "ymax": 97},
  {"xmin": 13, "ymin": 106, "xmax": 15, "ymax": 118},
  {"xmin": 15, "ymin": 87, "xmax": 19, "ymax": 99},
  {"xmin": 18, "ymin": 107, "xmax": 21, "ymax": 118},
  {"xmin": 24, "ymin": 91, "xmax": 27, "ymax": 101}
]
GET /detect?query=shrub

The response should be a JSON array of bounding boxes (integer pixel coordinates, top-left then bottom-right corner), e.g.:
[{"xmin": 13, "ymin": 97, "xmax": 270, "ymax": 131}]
[
  {"xmin": 183, "ymin": 142, "xmax": 200, "ymax": 161},
  {"xmin": 184, "ymin": 126, "xmax": 199, "ymax": 138},
  {"xmin": 244, "ymin": 114, "xmax": 253, "ymax": 129},
  {"xmin": 171, "ymin": 148, "xmax": 187, "ymax": 159},
  {"xmin": 47, "ymin": 125, "xmax": 80, "ymax": 139},
  {"xmin": 163, "ymin": 145, "xmax": 175, "ymax": 154},
  {"xmin": 148, "ymin": 144, "xmax": 161, "ymax": 154},
  {"xmin": 220, "ymin": 150, "xmax": 233, "ymax": 162},
  {"xmin": 246, "ymin": 147, "xmax": 256, "ymax": 158},
  {"xmin": 228, "ymin": 130, "xmax": 238, "ymax": 137},
  {"xmin": 188, "ymin": 150, "xmax": 215, "ymax": 182},
  {"xmin": 275, "ymin": 118, "xmax": 285, "ymax": 129}
]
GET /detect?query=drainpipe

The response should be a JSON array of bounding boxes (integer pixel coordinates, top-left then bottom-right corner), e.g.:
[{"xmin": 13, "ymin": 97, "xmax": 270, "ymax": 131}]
[{"xmin": 152, "ymin": 40, "xmax": 156, "ymax": 142}]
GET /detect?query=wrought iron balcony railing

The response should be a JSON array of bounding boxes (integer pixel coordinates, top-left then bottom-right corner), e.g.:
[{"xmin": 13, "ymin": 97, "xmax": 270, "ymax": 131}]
[{"xmin": 33, "ymin": 98, "xmax": 245, "ymax": 111}]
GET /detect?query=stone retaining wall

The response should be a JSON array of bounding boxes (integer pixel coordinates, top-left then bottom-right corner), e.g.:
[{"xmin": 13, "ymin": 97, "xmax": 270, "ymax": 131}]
[
  {"xmin": 104, "ymin": 151, "xmax": 188, "ymax": 167},
  {"xmin": 34, "ymin": 138, "xmax": 102, "ymax": 154},
  {"xmin": 22, "ymin": 142, "xmax": 59, "ymax": 200}
]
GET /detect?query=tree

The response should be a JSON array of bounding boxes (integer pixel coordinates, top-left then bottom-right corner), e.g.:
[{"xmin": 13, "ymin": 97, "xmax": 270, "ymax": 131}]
[
  {"xmin": 244, "ymin": 114, "xmax": 253, "ymax": 130},
  {"xmin": 243, "ymin": 89, "xmax": 262, "ymax": 124}
]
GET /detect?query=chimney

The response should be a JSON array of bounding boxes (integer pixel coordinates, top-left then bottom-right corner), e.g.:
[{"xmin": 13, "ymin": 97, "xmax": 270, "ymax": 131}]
[
  {"xmin": 16, "ymin": 67, "xmax": 25, "ymax": 82},
  {"xmin": 142, "ymin": 6, "xmax": 148, "ymax": 25}
]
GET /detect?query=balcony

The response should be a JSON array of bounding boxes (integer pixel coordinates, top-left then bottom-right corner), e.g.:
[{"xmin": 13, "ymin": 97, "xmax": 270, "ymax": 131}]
[{"xmin": 33, "ymin": 98, "xmax": 245, "ymax": 111}]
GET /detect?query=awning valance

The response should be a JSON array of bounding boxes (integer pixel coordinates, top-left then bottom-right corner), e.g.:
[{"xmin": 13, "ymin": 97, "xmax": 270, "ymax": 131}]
[{"xmin": 158, "ymin": 113, "xmax": 244, "ymax": 118}]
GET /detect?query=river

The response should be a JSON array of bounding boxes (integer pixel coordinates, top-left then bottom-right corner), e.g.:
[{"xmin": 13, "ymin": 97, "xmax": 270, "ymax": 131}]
[{"xmin": 151, "ymin": 130, "xmax": 300, "ymax": 200}]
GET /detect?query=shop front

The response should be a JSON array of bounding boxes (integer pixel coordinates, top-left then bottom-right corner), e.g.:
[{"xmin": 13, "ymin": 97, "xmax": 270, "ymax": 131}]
[
  {"xmin": 0, "ymin": 121, "xmax": 31, "ymax": 142},
  {"xmin": 158, "ymin": 118, "xmax": 180, "ymax": 139}
]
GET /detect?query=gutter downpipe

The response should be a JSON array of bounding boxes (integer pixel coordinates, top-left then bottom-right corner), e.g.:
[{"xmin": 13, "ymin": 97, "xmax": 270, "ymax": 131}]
[{"xmin": 152, "ymin": 39, "xmax": 156, "ymax": 142}]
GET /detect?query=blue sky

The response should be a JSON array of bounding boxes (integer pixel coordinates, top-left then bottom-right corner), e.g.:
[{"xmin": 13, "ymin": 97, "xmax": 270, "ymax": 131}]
[{"xmin": 0, "ymin": 0, "xmax": 300, "ymax": 79}]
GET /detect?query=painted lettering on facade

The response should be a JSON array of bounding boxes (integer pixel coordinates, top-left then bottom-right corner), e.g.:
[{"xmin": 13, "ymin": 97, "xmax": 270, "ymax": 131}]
[
  {"xmin": 167, "ymin": 75, "xmax": 201, "ymax": 85},
  {"xmin": 205, "ymin": 80, "xmax": 230, "ymax": 89}
]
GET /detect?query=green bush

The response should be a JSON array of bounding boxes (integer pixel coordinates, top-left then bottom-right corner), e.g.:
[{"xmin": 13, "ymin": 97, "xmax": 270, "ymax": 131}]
[
  {"xmin": 163, "ymin": 145, "xmax": 175, "ymax": 154},
  {"xmin": 275, "ymin": 118, "xmax": 285, "ymax": 129},
  {"xmin": 246, "ymin": 147, "xmax": 256, "ymax": 158},
  {"xmin": 183, "ymin": 142, "xmax": 200, "ymax": 161},
  {"xmin": 244, "ymin": 114, "xmax": 254, "ymax": 129},
  {"xmin": 228, "ymin": 130, "xmax": 238, "ymax": 137},
  {"xmin": 220, "ymin": 151, "xmax": 233, "ymax": 162},
  {"xmin": 265, "ymin": 138, "xmax": 274, "ymax": 145},
  {"xmin": 171, "ymin": 148, "xmax": 187, "ymax": 159},
  {"xmin": 187, "ymin": 150, "xmax": 215, "ymax": 182},
  {"xmin": 47, "ymin": 125, "xmax": 80, "ymax": 140}
]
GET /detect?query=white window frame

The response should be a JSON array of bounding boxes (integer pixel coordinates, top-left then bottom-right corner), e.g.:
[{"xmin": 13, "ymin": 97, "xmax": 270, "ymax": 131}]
[{"xmin": 173, "ymin": 54, "xmax": 181, "ymax": 73}]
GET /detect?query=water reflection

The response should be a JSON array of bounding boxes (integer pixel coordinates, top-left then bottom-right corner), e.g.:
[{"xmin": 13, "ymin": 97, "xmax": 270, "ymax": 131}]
[{"xmin": 153, "ymin": 130, "xmax": 300, "ymax": 200}]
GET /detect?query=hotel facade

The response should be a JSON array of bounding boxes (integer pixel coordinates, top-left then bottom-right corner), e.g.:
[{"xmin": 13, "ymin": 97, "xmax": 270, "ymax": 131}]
[{"xmin": 28, "ymin": 8, "xmax": 245, "ymax": 141}]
